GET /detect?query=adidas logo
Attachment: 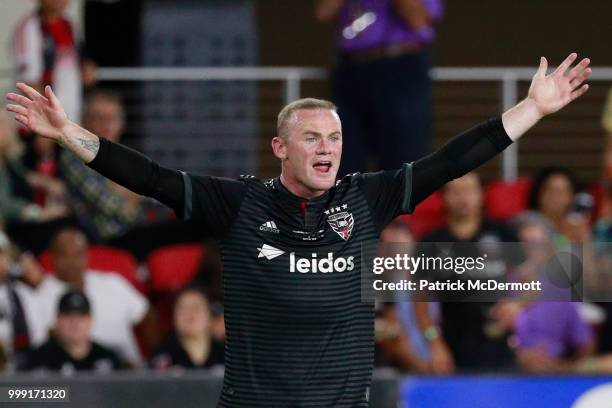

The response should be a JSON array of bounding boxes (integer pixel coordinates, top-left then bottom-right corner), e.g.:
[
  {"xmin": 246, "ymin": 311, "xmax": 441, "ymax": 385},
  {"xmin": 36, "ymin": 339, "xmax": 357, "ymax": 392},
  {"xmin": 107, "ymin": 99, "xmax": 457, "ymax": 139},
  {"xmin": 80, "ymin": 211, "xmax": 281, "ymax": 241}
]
[
  {"xmin": 259, "ymin": 220, "xmax": 280, "ymax": 234},
  {"xmin": 257, "ymin": 244, "xmax": 285, "ymax": 260}
]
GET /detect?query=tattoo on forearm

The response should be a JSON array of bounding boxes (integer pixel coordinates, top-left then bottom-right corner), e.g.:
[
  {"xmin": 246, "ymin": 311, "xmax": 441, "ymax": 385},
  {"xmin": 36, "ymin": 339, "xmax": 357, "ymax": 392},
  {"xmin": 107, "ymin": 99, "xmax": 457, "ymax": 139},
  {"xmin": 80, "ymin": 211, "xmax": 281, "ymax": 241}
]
[
  {"xmin": 78, "ymin": 138, "xmax": 100, "ymax": 155},
  {"xmin": 56, "ymin": 127, "xmax": 100, "ymax": 161}
]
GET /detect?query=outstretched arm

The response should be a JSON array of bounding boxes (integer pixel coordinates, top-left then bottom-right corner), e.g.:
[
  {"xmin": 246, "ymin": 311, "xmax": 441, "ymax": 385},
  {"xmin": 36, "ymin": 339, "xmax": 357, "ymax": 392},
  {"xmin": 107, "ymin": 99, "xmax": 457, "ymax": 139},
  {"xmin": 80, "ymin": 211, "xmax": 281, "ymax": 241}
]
[
  {"xmin": 6, "ymin": 83, "xmax": 185, "ymax": 213},
  {"xmin": 502, "ymin": 53, "xmax": 590, "ymax": 141},
  {"xmin": 410, "ymin": 53, "xmax": 591, "ymax": 209},
  {"xmin": 7, "ymin": 83, "xmax": 100, "ymax": 162}
]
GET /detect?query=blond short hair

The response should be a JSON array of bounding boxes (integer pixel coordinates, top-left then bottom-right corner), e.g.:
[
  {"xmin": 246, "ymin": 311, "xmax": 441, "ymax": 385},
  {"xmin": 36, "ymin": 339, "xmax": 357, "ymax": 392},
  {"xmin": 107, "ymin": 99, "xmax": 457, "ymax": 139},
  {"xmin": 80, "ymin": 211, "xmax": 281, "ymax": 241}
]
[{"xmin": 277, "ymin": 98, "xmax": 337, "ymax": 139}]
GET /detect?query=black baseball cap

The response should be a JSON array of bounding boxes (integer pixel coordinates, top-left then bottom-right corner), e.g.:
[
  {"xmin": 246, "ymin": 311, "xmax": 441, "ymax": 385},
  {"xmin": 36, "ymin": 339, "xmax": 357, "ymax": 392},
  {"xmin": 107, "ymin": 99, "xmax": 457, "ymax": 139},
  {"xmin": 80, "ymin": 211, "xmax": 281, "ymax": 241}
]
[{"xmin": 58, "ymin": 290, "xmax": 91, "ymax": 315}]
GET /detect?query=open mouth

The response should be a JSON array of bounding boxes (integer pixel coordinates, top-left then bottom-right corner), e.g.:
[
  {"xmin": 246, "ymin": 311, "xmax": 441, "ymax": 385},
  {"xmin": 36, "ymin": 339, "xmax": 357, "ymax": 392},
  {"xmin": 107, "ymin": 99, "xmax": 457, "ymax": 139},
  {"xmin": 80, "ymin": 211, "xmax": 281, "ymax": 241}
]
[{"xmin": 313, "ymin": 161, "xmax": 332, "ymax": 173}]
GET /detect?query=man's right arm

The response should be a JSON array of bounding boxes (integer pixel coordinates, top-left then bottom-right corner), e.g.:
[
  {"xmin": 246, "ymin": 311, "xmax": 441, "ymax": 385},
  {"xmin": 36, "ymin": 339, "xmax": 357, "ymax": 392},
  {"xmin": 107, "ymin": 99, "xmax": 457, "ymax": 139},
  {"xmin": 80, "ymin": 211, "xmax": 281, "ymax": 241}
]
[
  {"xmin": 86, "ymin": 136, "xmax": 185, "ymax": 215},
  {"xmin": 87, "ymin": 136, "xmax": 247, "ymax": 236},
  {"xmin": 6, "ymin": 83, "xmax": 246, "ymax": 233},
  {"xmin": 6, "ymin": 83, "xmax": 188, "ymax": 214}
]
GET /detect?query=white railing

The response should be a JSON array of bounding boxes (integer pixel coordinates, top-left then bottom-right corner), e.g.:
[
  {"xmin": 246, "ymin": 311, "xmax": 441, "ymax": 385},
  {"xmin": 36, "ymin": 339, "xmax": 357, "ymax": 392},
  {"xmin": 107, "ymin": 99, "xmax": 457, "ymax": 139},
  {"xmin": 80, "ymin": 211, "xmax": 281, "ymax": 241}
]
[{"xmin": 4, "ymin": 66, "xmax": 612, "ymax": 180}]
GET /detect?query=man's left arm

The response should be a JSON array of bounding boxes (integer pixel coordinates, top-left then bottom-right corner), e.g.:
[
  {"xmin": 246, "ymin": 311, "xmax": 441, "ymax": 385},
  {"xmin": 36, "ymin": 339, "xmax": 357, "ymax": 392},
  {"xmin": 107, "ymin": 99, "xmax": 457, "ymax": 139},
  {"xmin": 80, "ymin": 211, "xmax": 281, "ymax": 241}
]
[
  {"xmin": 410, "ymin": 54, "xmax": 591, "ymax": 210},
  {"xmin": 361, "ymin": 54, "xmax": 591, "ymax": 230},
  {"xmin": 502, "ymin": 54, "xmax": 590, "ymax": 141}
]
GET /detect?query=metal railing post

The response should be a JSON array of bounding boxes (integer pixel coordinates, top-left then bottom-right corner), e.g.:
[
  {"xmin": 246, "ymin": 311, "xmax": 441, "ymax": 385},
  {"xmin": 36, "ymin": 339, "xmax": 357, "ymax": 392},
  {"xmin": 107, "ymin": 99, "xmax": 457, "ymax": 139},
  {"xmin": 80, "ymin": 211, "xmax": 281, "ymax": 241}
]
[
  {"xmin": 285, "ymin": 71, "xmax": 301, "ymax": 105},
  {"xmin": 501, "ymin": 73, "xmax": 519, "ymax": 181}
]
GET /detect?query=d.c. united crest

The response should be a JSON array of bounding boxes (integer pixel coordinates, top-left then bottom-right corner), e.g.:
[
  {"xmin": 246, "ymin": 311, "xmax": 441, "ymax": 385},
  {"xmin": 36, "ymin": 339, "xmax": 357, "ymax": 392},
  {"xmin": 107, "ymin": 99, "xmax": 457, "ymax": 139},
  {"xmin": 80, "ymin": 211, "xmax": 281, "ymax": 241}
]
[{"xmin": 326, "ymin": 205, "xmax": 354, "ymax": 241}]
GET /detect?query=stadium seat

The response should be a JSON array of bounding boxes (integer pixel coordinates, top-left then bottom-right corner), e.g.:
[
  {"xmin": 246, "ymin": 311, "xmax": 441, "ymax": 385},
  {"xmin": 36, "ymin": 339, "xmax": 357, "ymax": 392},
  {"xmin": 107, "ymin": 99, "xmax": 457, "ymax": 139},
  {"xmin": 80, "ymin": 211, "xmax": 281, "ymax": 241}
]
[
  {"xmin": 484, "ymin": 178, "xmax": 532, "ymax": 221},
  {"xmin": 37, "ymin": 246, "xmax": 144, "ymax": 293},
  {"xmin": 147, "ymin": 244, "xmax": 205, "ymax": 292},
  {"xmin": 398, "ymin": 192, "xmax": 445, "ymax": 239}
]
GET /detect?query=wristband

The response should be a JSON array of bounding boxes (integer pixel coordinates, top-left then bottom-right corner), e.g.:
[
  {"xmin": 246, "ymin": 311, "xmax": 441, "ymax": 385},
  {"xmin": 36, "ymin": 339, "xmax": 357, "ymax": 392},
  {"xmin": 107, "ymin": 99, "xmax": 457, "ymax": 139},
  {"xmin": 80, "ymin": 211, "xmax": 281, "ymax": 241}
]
[{"xmin": 423, "ymin": 325, "xmax": 440, "ymax": 342}]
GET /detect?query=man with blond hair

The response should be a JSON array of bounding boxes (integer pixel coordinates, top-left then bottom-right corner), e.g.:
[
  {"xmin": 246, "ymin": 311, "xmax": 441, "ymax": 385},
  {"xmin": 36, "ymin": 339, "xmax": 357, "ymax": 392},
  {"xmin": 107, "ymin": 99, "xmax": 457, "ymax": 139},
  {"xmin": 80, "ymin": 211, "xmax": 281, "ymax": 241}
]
[{"xmin": 6, "ymin": 54, "xmax": 591, "ymax": 406}]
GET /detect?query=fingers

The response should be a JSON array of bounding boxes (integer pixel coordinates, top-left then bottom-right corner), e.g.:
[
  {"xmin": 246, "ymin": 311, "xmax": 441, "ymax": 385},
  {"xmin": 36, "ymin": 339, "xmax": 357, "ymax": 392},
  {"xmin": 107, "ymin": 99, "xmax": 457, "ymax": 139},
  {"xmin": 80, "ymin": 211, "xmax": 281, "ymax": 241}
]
[
  {"xmin": 45, "ymin": 85, "xmax": 61, "ymax": 108},
  {"xmin": 570, "ymin": 84, "xmax": 589, "ymax": 101},
  {"xmin": 6, "ymin": 92, "xmax": 32, "ymax": 108},
  {"xmin": 6, "ymin": 104, "xmax": 27, "ymax": 116},
  {"xmin": 14, "ymin": 114, "xmax": 29, "ymax": 127},
  {"xmin": 552, "ymin": 53, "xmax": 578, "ymax": 77},
  {"xmin": 536, "ymin": 56, "xmax": 548, "ymax": 77},
  {"xmin": 570, "ymin": 67, "xmax": 592, "ymax": 89},
  {"xmin": 567, "ymin": 57, "xmax": 591, "ymax": 80},
  {"xmin": 16, "ymin": 82, "xmax": 48, "ymax": 103}
]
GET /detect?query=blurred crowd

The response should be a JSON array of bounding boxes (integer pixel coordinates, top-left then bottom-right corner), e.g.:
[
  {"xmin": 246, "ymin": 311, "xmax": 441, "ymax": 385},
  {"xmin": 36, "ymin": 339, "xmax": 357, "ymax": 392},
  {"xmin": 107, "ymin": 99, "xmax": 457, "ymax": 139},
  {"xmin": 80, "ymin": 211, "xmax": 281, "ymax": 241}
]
[{"xmin": 1, "ymin": 0, "xmax": 612, "ymax": 378}]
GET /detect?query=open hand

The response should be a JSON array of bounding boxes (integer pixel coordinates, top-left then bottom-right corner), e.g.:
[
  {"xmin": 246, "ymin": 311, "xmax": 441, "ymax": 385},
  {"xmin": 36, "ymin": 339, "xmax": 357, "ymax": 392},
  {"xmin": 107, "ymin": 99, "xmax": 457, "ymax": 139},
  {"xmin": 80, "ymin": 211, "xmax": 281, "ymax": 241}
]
[
  {"xmin": 528, "ymin": 53, "xmax": 591, "ymax": 117},
  {"xmin": 6, "ymin": 83, "xmax": 68, "ymax": 140}
]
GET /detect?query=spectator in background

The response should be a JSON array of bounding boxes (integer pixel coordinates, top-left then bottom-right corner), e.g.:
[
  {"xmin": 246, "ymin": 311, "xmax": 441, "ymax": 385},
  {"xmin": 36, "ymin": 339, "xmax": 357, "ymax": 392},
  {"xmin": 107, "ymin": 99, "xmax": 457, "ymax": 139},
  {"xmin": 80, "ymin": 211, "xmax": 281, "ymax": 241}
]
[
  {"xmin": 0, "ymin": 109, "xmax": 72, "ymax": 254},
  {"xmin": 26, "ymin": 228, "xmax": 156, "ymax": 366},
  {"xmin": 510, "ymin": 212, "xmax": 595, "ymax": 374},
  {"xmin": 514, "ymin": 302, "xmax": 595, "ymax": 374},
  {"xmin": 59, "ymin": 90, "xmax": 145, "ymax": 243},
  {"xmin": 191, "ymin": 240, "xmax": 225, "ymax": 343},
  {"xmin": 12, "ymin": 0, "xmax": 97, "ymax": 190},
  {"xmin": 0, "ymin": 109, "xmax": 67, "ymax": 225},
  {"xmin": 528, "ymin": 166, "xmax": 593, "ymax": 243},
  {"xmin": 414, "ymin": 172, "xmax": 519, "ymax": 373},
  {"xmin": 375, "ymin": 221, "xmax": 429, "ymax": 373},
  {"xmin": 315, "ymin": 0, "xmax": 443, "ymax": 175},
  {"xmin": 528, "ymin": 167, "xmax": 597, "ymax": 303},
  {"xmin": 0, "ymin": 231, "xmax": 43, "ymax": 371},
  {"xmin": 13, "ymin": 0, "xmax": 96, "ymax": 123},
  {"xmin": 150, "ymin": 287, "xmax": 224, "ymax": 371},
  {"xmin": 588, "ymin": 99, "xmax": 612, "ymax": 354},
  {"xmin": 21, "ymin": 290, "xmax": 123, "ymax": 374},
  {"xmin": 593, "ymin": 134, "xmax": 612, "ymax": 241}
]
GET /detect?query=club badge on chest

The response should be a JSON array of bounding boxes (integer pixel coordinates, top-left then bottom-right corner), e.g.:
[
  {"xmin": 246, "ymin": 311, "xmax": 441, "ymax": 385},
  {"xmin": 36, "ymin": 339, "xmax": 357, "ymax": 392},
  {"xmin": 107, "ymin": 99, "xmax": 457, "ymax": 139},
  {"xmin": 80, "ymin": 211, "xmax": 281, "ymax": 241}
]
[{"xmin": 325, "ymin": 204, "xmax": 354, "ymax": 241}]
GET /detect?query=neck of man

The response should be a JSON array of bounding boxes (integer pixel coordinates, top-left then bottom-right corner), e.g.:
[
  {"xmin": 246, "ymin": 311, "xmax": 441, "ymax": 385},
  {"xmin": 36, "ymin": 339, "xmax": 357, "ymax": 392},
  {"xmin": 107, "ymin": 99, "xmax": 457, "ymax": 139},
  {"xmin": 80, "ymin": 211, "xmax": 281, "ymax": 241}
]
[
  {"xmin": 62, "ymin": 338, "xmax": 91, "ymax": 361},
  {"xmin": 279, "ymin": 173, "xmax": 325, "ymax": 200},
  {"xmin": 544, "ymin": 212, "xmax": 565, "ymax": 232},
  {"xmin": 448, "ymin": 213, "xmax": 482, "ymax": 241},
  {"xmin": 40, "ymin": 9, "xmax": 63, "ymax": 22},
  {"xmin": 62, "ymin": 275, "xmax": 85, "ymax": 290},
  {"xmin": 180, "ymin": 334, "xmax": 210, "ymax": 365}
]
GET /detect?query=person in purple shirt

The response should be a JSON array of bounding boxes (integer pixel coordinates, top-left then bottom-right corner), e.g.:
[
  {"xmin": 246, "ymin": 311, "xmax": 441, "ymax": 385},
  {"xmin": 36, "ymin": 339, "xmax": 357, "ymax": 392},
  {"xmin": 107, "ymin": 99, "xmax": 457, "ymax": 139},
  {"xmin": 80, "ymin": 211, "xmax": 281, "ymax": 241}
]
[
  {"xmin": 511, "ymin": 212, "xmax": 595, "ymax": 373},
  {"xmin": 514, "ymin": 302, "xmax": 594, "ymax": 373},
  {"xmin": 316, "ymin": 0, "xmax": 443, "ymax": 174}
]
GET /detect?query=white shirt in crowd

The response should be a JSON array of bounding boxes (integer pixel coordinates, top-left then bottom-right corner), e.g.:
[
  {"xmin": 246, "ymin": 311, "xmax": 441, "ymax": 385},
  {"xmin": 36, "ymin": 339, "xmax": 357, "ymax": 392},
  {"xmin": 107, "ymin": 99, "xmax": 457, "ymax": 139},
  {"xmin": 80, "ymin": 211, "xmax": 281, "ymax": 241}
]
[
  {"xmin": 12, "ymin": 12, "xmax": 82, "ymax": 123},
  {"xmin": 26, "ymin": 271, "xmax": 149, "ymax": 366},
  {"xmin": 0, "ymin": 282, "xmax": 38, "ymax": 368},
  {"xmin": 0, "ymin": 284, "xmax": 14, "ymax": 360}
]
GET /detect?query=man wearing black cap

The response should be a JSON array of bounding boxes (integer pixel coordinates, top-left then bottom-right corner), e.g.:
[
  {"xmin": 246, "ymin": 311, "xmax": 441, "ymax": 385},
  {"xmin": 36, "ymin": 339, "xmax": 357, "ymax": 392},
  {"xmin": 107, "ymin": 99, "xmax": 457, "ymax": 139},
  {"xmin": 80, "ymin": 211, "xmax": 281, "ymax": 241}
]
[{"xmin": 21, "ymin": 290, "xmax": 123, "ymax": 374}]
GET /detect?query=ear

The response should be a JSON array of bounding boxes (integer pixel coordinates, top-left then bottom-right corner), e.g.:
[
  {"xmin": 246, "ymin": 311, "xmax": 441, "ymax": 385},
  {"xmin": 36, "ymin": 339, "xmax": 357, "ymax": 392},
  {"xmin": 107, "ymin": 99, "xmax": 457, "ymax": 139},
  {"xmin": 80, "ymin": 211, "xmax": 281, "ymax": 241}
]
[{"xmin": 271, "ymin": 136, "xmax": 287, "ymax": 160}]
